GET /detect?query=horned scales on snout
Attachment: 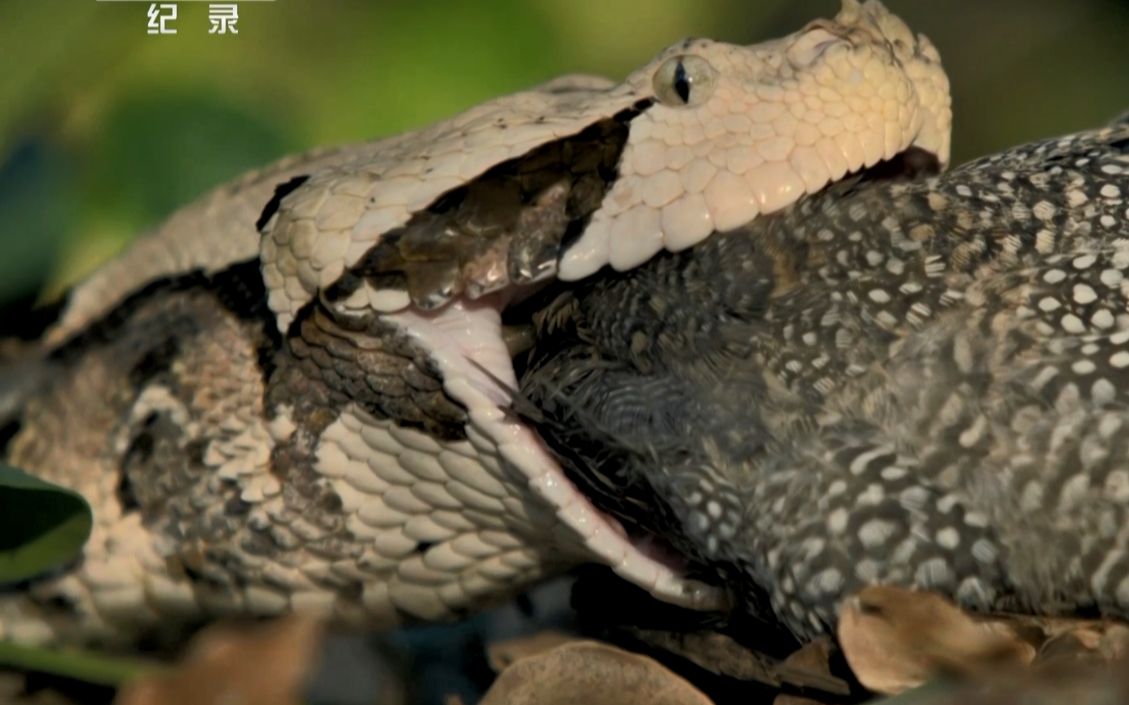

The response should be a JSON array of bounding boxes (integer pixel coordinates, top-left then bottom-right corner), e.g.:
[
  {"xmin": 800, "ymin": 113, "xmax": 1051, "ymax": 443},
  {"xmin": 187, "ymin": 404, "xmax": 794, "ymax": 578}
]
[{"xmin": 1, "ymin": 1, "xmax": 950, "ymax": 646}]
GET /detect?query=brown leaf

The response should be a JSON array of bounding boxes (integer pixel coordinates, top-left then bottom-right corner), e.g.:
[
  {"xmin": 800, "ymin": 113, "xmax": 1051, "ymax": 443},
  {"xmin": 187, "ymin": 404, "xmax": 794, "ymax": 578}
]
[
  {"xmin": 113, "ymin": 616, "xmax": 323, "ymax": 705},
  {"xmin": 615, "ymin": 627, "xmax": 851, "ymax": 701},
  {"xmin": 623, "ymin": 627, "xmax": 786, "ymax": 687},
  {"xmin": 954, "ymin": 613, "xmax": 1129, "ymax": 666},
  {"xmin": 479, "ymin": 640, "xmax": 714, "ymax": 705},
  {"xmin": 1098, "ymin": 624, "xmax": 1129, "ymax": 661},
  {"xmin": 837, "ymin": 585, "xmax": 1032, "ymax": 694},
  {"xmin": 776, "ymin": 637, "xmax": 849, "ymax": 696},
  {"xmin": 486, "ymin": 630, "xmax": 579, "ymax": 672},
  {"xmin": 772, "ymin": 696, "xmax": 831, "ymax": 705}
]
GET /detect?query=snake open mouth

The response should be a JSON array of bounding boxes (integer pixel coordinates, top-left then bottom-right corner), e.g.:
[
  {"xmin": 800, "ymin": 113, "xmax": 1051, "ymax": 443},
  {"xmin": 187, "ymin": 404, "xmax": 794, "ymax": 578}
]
[
  {"xmin": 310, "ymin": 112, "xmax": 733, "ymax": 610},
  {"xmin": 302, "ymin": 8, "xmax": 950, "ymax": 606},
  {"xmin": 382, "ymin": 298, "xmax": 726, "ymax": 610},
  {"xmin": 504, "ymin": 142, "xmax": 945, "ymax": 608},
  {"xmin": 372, "ymin": 137, "xmax": 946, "ymax": 613}
]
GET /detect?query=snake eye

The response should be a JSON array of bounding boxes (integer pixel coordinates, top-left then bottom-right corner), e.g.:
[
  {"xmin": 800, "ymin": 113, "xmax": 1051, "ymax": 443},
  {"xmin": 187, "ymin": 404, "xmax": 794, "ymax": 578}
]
[{"xmin": 652, "ymin": 55, "xmax": 718, "ymax": 107}]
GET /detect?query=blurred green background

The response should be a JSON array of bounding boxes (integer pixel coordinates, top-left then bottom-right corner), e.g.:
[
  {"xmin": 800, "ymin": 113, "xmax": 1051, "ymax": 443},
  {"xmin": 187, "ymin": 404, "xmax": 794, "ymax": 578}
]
[{"xmin": 0, "ymin": 0, "xmax": 1126, "ymax": 317}]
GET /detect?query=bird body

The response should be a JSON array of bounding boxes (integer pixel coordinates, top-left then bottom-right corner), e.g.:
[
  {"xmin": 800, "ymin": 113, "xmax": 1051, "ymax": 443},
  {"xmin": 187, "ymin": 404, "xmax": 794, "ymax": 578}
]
[{"xmin": 523, "ymin": 117, "xmax": 1129, "ymax": 638}]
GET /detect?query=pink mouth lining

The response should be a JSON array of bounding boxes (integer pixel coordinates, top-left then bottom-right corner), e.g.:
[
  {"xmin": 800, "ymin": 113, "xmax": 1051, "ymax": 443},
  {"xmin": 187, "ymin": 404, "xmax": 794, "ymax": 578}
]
[{"xmin": 386, "ymin": 298, "xmax": 729, "ymax": 611}]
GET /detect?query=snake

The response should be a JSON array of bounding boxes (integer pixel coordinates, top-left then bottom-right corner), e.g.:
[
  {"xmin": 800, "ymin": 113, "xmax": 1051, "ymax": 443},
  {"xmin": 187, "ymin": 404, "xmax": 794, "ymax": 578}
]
[{"xmin": 4, "ymin": 0, "xmax": 1120, "ymax": 648}]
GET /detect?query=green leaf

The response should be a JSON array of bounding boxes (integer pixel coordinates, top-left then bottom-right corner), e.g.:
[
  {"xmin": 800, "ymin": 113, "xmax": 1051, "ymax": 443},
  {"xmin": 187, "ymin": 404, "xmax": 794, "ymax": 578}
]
[
  {"xmin": 0, "ymin": 464, "xmax": 92, "ymax": 583},
  {"xmin": 0, "ymin": 640, "xmax": 156, "ymax": 688}
]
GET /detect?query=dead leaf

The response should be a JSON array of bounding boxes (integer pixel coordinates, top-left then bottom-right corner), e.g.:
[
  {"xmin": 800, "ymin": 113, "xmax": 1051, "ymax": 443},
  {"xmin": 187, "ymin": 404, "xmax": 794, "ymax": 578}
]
[
  {"xmin": 479, "ymin": 640, "xmax": 714, "ymax": 705},
  {"xmin": 113, "ymin": 616, "xmax": 323, "ymax": 705},
  {"xmin": 772, "ymin": 696, "xmax": 831, "ymax": 705},
  {"xmin": 623, "ymin": 627, "xmax": 786, "ymax": 687},
  {"xmin": 955, "ymin": 612, "xmax": 1129, "ymax": 668},
  {"xmin": 1098, "ymin": 624, "xmax": 1129, "ymax": 661},
  {"xmin": 837, "ymin": 585, "xmax": 1032, "ymax": 694},
  {"xmin": 880, "ymin": 656, "xmax": 1129, "ymax": 705},
  {"xmin": 776, "ymin": 637, "xmax": 849, "ymax": 696},
  {"xmin": 486, "ymin": 630, "xmax": 579, "ymax": 672}
]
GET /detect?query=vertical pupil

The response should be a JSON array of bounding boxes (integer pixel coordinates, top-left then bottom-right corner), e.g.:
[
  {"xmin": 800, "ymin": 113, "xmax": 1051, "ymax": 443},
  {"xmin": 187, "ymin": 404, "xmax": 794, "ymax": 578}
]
[{"xmin": 672, "ymin": 61, "xmax": 692, "ymax": 103}]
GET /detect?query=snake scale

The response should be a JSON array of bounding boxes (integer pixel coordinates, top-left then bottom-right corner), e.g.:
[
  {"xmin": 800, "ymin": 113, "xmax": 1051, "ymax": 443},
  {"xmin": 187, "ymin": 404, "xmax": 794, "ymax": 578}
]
[{"xmin": 1, "ymin": 0, "xmax": 1127, "ymax": 650}]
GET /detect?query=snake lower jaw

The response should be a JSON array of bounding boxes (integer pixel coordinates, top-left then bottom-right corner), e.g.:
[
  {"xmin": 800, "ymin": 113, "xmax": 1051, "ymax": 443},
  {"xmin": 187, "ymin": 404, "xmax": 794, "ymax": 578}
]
[{"xmin": 385, "ymin": 298, "xmax": 730, "ymax": 613}]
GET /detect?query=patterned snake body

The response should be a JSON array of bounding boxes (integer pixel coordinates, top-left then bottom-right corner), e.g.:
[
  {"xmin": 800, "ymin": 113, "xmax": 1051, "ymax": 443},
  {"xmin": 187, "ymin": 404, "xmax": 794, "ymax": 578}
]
[{"xmin": 12, "ymin": 0, "xmax": 1097, "ymax": 647}]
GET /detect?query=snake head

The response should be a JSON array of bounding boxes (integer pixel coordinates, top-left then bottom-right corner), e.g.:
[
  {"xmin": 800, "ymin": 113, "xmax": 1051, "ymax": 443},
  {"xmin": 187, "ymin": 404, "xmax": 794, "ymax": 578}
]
[{"xmin": 245, "ymin": 2, "xmax": 952, "ymax": 332}]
